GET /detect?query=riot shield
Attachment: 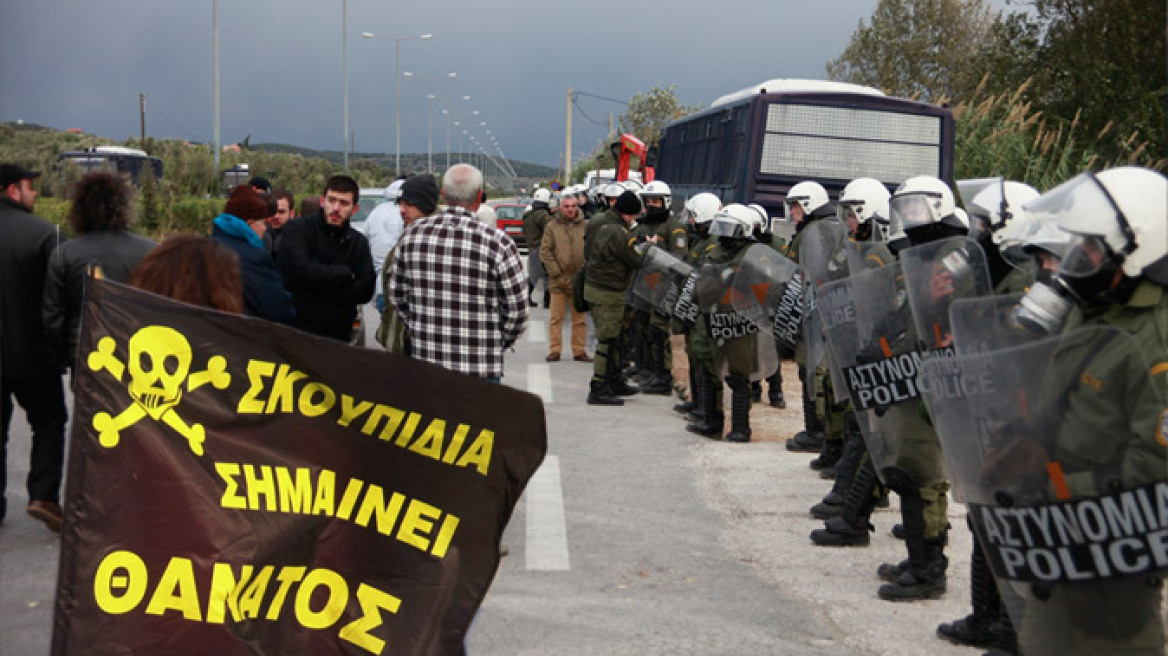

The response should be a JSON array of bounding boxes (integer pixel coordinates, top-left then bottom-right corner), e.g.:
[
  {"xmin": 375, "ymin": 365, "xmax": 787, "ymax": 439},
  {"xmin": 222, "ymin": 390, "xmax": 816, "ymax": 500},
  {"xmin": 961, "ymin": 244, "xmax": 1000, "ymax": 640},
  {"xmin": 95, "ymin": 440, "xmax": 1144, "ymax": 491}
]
[
  {"xmin": 693, "ymin": 260, "xmax": 780, "ymax": 381},
  {"xmin": 845, "ymin": 240, "xmax": 894, "ymax": 274},
  {"xmin": 947, "ymin": 293, "xmax": 1058, "ymax": 355},
  {"xmin": 771, "ymin": 269, "xmax": 804, "ymax": 351},
  {"xmin": 630, "ymin": 245, "xmax": 694, "ymax": 319},
  {"xmin": 799, "ymin": 219, "xmax": 850, "ymax": 397},
  {"xmin": 672, "ymin": 270, "xmax": 701, "ymax": 330},
  {"xmin": 900, "ymin": 237, "xmax": 992, "ymax": 355},
  {"xmin": 727, "ymin": 244, "xmax": 799, "ymax": 331},
  {"xmin": 919, "ymin": 325, "xmax": 1167, "ymax": 656},
  {"xmin": 817, "ymin": 263, "xmax": 944, "ymax": 484}
]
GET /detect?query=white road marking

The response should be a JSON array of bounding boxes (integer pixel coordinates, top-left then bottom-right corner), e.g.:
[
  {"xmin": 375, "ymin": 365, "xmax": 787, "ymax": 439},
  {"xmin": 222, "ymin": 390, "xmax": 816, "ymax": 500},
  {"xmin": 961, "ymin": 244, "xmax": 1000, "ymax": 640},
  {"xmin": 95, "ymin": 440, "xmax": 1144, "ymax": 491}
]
[
  {"xmin": 525, "ymin": 455, "xmax": 570, "ymax": 571},
  {"xmin": 527, "ymin": 320, "xmax": 547, "ymax": 343},
  {"xmin": 527, "ymin": 364, "xmax": 553, "ymax": 404}
]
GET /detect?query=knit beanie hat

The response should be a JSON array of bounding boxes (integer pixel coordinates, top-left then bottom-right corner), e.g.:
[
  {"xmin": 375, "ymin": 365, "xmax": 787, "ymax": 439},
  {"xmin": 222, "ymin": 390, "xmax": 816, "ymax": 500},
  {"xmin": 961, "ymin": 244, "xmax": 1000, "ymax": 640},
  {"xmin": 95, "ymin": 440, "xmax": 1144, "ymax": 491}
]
[
  {"xmin": 399, "ymin": 174, "xmax": 439, "ymax": 215},
  {"xmin": 224, "ymin": 185, "xmax": 269, "ymax": 221},
  {"xmin": 614, "ymin": 190, "xmax": 642, "ymax": 216}
]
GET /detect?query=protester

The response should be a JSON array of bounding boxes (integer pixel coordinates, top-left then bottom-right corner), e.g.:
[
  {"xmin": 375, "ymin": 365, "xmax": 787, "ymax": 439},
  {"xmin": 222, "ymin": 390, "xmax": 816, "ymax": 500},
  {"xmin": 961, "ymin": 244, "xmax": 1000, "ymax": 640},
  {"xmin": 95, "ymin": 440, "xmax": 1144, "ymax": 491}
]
[
  {"xmin": 539, "ymin": 193, "xmax": 590, "ymax": 362},
  {"xmin": 364, "ymin": 178, "xmax": 406, "ymax": 311},
  {"xmin": 210, "ymin": 185, "xmax": 296, "ymax": 324},
  {"xmin": 0, "ymin": 163, "xmax": 68, "ymax": 531},
  {"xmin": 277, "ymin": 175, "xmax": 375, "ymax": 341},
  {"xmin": 130, "ymin": 235, "xmax": 244, "ymax": 313},
  {"xmin": 264, "ymin": 188, "xmax": 295, "ymax": 263},
  {"xmin": 43, "ymin": 171, "xmax": 156, "ymax": 372},
  {"xmin": 387, "ymin": 164, "xmax": 527, "ymax": 380}
]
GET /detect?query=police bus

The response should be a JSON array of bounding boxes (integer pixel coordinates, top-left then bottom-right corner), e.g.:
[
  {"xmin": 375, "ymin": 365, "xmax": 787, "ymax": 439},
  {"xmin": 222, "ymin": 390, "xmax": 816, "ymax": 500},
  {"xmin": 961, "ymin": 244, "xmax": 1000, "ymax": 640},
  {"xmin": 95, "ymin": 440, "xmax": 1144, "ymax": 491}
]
[
  {"xmin": 57, "ymin": 146, "xmax": 163, "ymax": 185},
  {"xmin": 655, "ymin": 79, "xmax": 955, "ymax": 219}
]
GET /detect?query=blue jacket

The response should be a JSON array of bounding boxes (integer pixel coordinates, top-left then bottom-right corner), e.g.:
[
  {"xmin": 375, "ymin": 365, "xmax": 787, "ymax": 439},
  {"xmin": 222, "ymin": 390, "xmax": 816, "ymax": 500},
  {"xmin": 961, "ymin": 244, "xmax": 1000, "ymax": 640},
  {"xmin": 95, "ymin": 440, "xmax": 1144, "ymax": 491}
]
[{"xmin": 211, "ymin": 214, "xmax": 296, "ymax": 325}]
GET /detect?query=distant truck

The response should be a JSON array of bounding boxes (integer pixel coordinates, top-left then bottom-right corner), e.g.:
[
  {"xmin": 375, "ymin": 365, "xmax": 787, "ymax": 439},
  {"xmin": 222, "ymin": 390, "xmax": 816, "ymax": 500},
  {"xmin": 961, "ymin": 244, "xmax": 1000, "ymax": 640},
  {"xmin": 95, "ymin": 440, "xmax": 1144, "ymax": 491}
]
[
  {"xmin": 655, "ymin": 79, "xmax": 955, "ymax": 218},
  {"xmin": 56, "ymin": 146, "xmax": 163, "ymax": 185},
  {"xmin": 582, "ymin": 168, "xmax": 642, "ymax": 192}
]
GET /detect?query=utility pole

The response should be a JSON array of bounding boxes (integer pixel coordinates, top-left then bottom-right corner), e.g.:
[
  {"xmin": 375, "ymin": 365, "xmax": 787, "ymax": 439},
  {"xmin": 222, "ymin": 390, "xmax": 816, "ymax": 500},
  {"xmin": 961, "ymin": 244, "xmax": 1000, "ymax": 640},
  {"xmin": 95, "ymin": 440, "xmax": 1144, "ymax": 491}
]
[
  {"xmin": 140, "ymin": 93, "xmax": 146, "ymax": 148},
  {"xmin": 565, "ymin": 87, "xmax": 573, "ymax": 183}
]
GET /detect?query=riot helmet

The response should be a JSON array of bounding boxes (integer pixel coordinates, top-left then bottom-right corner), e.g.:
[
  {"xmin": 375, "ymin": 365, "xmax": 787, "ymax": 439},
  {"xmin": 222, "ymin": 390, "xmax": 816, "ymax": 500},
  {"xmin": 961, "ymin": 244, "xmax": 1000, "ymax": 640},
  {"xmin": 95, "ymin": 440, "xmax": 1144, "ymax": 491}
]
[
  {"xmin": 682, "ymin": 193, "xmax": 722, "ymax": 233},
  {"xmin": 639, "ymin": 180, "xmax": 673, "ymax": 222},
  {"xmin": 838, "ymin": 177, "xmax": 890, "ymax": 241},
  {"xmin": 785, "ymin": 181, "xmax": 830, "ymax": 225},
  {"xmin": 709, "ymin": 204, "xmax": 760, "ymax": 242},
  {"xmin": 891, "ymin": 176, "xmax": 965, "ymax": 245}
]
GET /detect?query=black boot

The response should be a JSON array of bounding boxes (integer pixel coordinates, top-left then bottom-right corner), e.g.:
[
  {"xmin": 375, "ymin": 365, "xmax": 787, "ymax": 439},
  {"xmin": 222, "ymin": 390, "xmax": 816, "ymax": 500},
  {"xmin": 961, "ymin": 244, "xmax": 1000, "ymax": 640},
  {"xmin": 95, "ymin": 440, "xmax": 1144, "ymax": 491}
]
[
  {"xmin": 810, "ymin": 427, "xmax": 867, "ymax": 519},
  {"xmin": 766, "ymin": 369, "xmax": 785, "ymax": 408},
  {"xmin": 528, "ymin": 282, "xmax": 538, "ymax": 307},
  {"xmin": 878, "ymin": 468, "xmax": 947, "ymax": 601},
  {"xmin": 809, "ymin": 456, "xmax": 880, "ymax": 546},
  {"xmin": 586, "ymin": 379, "xmax": 623, "ymax": 406},
  {"xmin": 682, "ymin": 368, "xmax": 707, "ymax": 422},
  {"xmin": 640, "ymin": 327, "xmax": 673, "ymax": 395},
  {"xmin": 786, "ymin": 370, "xmax": 825, "ymax": 452},
  {"xmin": 605, "ymin": 339, "xmax": 639, "ymax": 396},
  {"xmin": 686, "ymin": 369, "xmax": 723, "ymax": 437},
  {"xmin": 749, "ymin": 380, "xmax": 762, "ymax": 403},
  {"xmin": 937, "ymin": 531, "xmax": 1002, "ymax": 648},
  {"xmin": 542, "ymin": 289, "xmax": 550, "ymax": 309},
  {"xmin": 724, "ymin": 376, "xmax": 751, "ymax": 442},
  {"xmin": 809, "ymin": 437, "xmax": 843, "ymax": 471},
  {"xmin": 984, "ymin": 605, "xmax": 1018, "ymax": 655}
]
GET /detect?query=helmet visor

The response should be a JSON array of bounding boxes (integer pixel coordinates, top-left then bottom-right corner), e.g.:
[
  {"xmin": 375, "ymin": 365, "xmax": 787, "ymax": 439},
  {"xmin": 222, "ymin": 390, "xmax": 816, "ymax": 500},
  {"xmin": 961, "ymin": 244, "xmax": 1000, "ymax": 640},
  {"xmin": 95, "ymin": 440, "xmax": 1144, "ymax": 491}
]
[
  {"xmin": 837, "ymin": 201, "xmax": 863, "ymax": 224},
  {"xmin": 890, "ymin": 194, "xmax": 939, "ymax": 231},
  {"xmin": 708, "ymin": 216, "xmax": 749, "ymax": 238},
  {"xmin": 1059, "ymin": 235, "xmax": 1112, "ymax": 278}
]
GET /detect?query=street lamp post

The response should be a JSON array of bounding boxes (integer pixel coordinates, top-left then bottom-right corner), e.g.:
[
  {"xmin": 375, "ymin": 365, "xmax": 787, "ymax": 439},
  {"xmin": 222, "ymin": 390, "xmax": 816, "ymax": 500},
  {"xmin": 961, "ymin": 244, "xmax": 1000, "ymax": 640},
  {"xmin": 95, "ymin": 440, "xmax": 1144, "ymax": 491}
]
[
  {"xmin": 361, "ymin": 31, "xmax": 432, "ymax": 174},
  {"xmin": 403, "ymin": 70, "xmax": 456, "ymax": 174}
]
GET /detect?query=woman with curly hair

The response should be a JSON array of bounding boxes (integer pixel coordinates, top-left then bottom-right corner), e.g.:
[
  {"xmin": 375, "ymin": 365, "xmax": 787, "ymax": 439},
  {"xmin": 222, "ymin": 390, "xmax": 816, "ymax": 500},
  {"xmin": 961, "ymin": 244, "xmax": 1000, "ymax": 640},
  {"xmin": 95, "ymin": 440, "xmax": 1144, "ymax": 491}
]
[
  {"xmin": 42, "ymin": 171, "xmax": 156, "ymax": 371},
  {"xmin": 129, "ymin": 234, "xmax": 244, "ymax": 314}
]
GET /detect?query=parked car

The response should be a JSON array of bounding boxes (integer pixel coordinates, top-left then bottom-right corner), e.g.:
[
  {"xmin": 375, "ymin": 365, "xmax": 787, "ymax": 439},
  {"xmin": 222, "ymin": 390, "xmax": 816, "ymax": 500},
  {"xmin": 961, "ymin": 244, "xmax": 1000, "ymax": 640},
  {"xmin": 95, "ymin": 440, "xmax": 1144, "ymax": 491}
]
[
  {"xmin": 492, "ymin": 202, "xmax": 527, "ymax": 249},
  {"xmin": 350, "ymin": 187, "xmax": 387, "ymax": 233}
]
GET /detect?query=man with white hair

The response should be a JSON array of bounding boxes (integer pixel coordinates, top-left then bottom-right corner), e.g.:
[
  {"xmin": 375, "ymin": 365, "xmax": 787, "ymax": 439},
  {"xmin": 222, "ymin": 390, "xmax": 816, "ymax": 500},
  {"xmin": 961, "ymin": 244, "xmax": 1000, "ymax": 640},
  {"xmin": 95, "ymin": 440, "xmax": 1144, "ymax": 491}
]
[{"xmin": 387, "ymin": 164, "xmax": 528, "ymax": 381}]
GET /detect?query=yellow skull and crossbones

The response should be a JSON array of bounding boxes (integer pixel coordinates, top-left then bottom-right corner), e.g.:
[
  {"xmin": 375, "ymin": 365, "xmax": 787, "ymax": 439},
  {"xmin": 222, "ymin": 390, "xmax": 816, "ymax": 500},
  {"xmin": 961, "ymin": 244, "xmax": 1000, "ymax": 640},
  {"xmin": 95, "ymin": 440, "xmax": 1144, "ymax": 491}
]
[{"xmin": 87, "ymin": 326, "xmax": 231, "ymax": 456}]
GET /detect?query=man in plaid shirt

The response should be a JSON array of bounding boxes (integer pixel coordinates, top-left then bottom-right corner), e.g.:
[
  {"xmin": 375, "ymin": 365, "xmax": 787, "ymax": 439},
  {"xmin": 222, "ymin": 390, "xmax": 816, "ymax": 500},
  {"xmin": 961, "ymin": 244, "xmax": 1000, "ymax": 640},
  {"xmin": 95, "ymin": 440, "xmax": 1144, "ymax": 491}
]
[{"xmin": 387, "ymin": 164, "xmax": 528, "ymax": 380}]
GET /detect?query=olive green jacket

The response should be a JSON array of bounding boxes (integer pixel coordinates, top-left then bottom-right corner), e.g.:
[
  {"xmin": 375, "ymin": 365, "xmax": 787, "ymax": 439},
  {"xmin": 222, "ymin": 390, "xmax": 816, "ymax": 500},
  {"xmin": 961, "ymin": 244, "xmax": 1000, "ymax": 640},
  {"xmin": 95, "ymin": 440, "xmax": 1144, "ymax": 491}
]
[{"xmin": 584, "ymin": 219, "xmax": 643, "ymax": 292}]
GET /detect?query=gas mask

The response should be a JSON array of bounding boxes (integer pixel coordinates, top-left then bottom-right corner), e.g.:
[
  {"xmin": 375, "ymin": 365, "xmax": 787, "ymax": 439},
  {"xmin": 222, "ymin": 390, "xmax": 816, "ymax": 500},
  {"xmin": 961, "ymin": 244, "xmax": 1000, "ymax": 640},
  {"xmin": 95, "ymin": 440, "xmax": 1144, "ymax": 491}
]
[{"xmin": 1012, "ymin": 278, "xmax": 1076, "ymax": 335}]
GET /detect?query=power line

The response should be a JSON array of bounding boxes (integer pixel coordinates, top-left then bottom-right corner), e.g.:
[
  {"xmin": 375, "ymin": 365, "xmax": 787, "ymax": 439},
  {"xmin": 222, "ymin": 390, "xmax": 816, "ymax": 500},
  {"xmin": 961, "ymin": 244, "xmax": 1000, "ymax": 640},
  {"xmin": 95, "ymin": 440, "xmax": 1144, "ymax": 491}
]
[{"xmin": 143, "ymin": 97, "xmax": 205, "ymax": 142}]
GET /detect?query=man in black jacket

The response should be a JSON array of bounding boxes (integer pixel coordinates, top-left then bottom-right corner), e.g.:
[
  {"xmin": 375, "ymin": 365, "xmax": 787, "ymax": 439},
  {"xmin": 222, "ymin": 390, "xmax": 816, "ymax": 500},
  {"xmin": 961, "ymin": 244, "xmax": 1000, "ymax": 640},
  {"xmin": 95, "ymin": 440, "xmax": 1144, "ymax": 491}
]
[
  {"xmin": 211, "ymin": 185, "xmax": 296, "ymax": 325},
  {"xmin": 0, "ymin": 163, "xmax": 68, "ymax": 531},
  {"xmin": 277, "ymin": 175, "xmax": 375, "ymax": 341}
]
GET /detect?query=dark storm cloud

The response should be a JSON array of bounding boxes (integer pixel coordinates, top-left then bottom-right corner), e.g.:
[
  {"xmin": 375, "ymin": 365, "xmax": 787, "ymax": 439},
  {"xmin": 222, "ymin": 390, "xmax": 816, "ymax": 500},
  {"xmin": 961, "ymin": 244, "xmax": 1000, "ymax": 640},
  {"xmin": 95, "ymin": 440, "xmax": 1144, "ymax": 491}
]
[{"xmin": 2, "ymin": 0, "xmax": 894, "ymax": 167}]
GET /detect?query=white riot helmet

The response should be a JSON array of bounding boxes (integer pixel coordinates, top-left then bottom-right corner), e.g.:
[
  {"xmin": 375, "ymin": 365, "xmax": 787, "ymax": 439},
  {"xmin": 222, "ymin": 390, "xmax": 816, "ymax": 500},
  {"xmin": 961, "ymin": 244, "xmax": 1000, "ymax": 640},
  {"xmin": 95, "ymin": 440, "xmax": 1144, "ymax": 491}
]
[
  {"xmin": 683, "ymin": 192, "xmax": 722, "ymax": 229},
  {"xmin": 889, "ymin": 176, "xmax": 962, "ymax": 232},
  {"xmin": 748, "ymin": 204, "xmax": 771, "ymax": 236},
  {"xmin": 533, "ymin": 188, "xmax": 552, "ymax": 204},
  {"xmin": 603, "ymin": 183, "xmax": 624, "ymax": 199},
  {"xmin": 384, "ymin": 179, "xmax": 405, "ymax": 201},
  {"xmin": 621, "ymin": 179, "xmax": 644, "ymax": 193},
  {"xmin": 959, "ymin": 178, "xmax": 1041, "ymax": 244},
  {"xmin": 639, "ymin": 180, "xmax": 672, "ymax": 208},
  {"xmin": 837, "ymin": 177, "xmax": 891, "ymax": 236},
  {"xmin": 785, "ymin": 181, "xmax": 830, "ymax": 219},
  {"xmin": 708, "ymin": 204, "xmax": 760, "ymax": 241},
  {"xmin": 1027, "ymin": 166, "xmax": 1168, "ymax": 285}
]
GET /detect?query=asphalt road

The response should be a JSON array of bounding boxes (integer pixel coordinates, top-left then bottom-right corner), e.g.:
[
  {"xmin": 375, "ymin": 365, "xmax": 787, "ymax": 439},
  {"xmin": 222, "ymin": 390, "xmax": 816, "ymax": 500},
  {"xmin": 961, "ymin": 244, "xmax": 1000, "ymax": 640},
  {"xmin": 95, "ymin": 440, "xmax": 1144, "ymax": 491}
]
[{"xmin": 2, "ymin": 301, "xmax": 983, "ymax": 656}]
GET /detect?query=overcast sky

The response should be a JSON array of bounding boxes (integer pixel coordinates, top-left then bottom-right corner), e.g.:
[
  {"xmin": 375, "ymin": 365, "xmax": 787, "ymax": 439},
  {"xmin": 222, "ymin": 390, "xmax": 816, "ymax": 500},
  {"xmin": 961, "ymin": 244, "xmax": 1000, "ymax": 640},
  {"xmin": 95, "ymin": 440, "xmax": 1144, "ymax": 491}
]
[{"xmin": 1, "ymin": 1, "xmax": 992, "ymax": 170}]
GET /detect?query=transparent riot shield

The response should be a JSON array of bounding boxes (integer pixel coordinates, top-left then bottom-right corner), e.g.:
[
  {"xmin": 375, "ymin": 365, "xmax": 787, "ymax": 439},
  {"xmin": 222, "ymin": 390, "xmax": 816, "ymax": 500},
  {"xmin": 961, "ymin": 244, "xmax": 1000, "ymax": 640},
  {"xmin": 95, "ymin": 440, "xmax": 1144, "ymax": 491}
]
[
  {"xmin": 771, "ymin": 269, "xmax": 804, "ymax": 351},
  {"xmin": 817, "ymin": 263, "xmax": 944, "ymax": 484},
  {"xmin": 727, "ymin": 244, "xmax": 799, "ymax": 332},
  {"xmin": 799, "ymin": 219, "xmax": 850, "ymax": 397},
  {"xmin": 630, "ymin": 245, "xmax": 694, "ymax": 319},
  {"xmin": 900, "ymin": 237, "xmax": 993, "ymax": 355},
  {"xmin": 672, "ymin": 270, "xmax": 701, "ymax": 330},
  {"xmin": 693, "ymin": 259, "xmax": 780, "ymax": 381},
  {"xmin": 948, "ymin": 293, "xmax": 1056, "ymax": 355},
  {"xmin": 919, "ymin": 325, "xmax": 1167, "ymax": 656},
  {"xmin": 845, "ymin": 240, "xmax": 895, "ymax": 274}
]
